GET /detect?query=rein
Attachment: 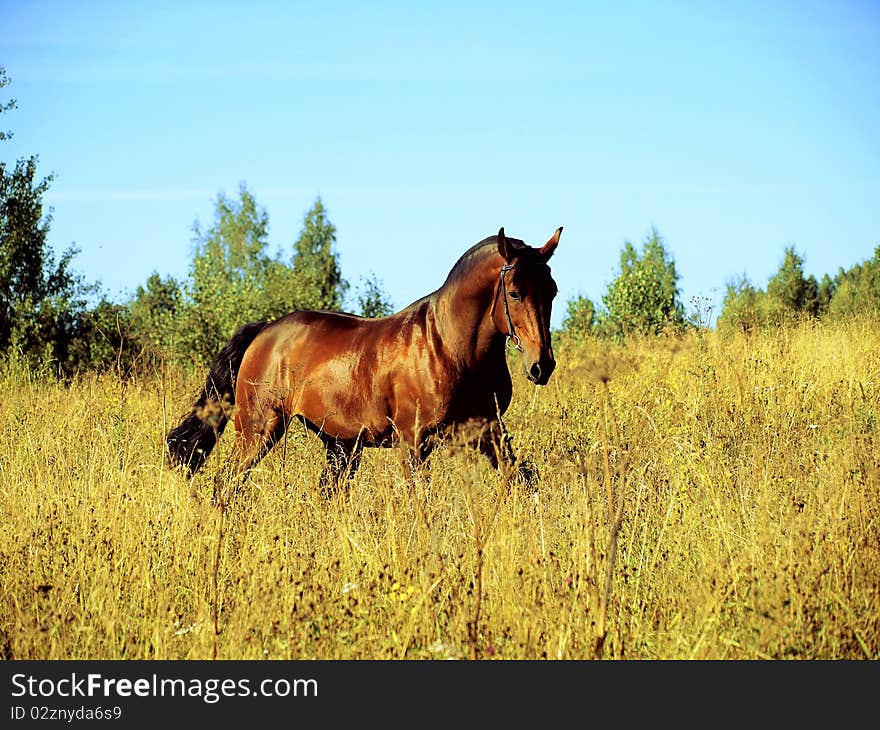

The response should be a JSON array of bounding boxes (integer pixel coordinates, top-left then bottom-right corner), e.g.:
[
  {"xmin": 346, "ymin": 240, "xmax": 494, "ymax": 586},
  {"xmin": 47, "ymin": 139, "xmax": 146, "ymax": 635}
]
[{"xmin": 498, "ymin": 263, "xmax": 523, "ymax": 352}]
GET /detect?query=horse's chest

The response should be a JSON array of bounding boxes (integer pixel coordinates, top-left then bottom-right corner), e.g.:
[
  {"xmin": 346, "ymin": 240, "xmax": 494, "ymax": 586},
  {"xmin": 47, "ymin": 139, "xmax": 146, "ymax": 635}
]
[{"xmin": 438, "ymin": 368, "xmax": 513, "ymax": 423}]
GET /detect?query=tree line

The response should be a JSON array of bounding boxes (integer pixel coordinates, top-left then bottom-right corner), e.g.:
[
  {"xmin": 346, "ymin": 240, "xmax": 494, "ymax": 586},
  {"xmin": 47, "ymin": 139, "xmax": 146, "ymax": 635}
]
[
  {"xmin": 562, "ymin": 227, "xmax": 880, "ymax": 340},
  {"xmin": 715, "ymin": 245, "xmax": 880, "ymax": 331}
]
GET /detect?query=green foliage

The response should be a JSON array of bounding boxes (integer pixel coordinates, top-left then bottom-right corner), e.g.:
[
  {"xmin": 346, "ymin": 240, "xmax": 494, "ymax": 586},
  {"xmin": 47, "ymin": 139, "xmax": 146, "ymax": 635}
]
[
  {"xmin": 0, "ymin": 69, "xmax": 94, "ymax": 374},
  {"xmin": 129, "ymin": 273, "xmax": 183, "ymax": 361},
  {"xmin": 719, "ymin": 246, "xmax": 855, "ymax": 331},
  {"xmin": 718, "ymin": 276, "xmax": 763, "ymax": 332},
  {"xmin": 177, "ymin": 185, "xmax": 288, "ymax": 364},
  {"xmin": 64, "ymin": 299, "xmax": 142, "ymax": 375},
  {"xmin": 162, "ymin": 189, "xmax": 352, "ymax": 366},
  {"xmin": 828, "ymin": 245, "xmax": 880, "ymax": 318},
  {"xmin": 0, "ymin": 67, "xmax": 16, "ymax": 141},
  {"xmin": 596, "ymin": 227, "xmax": 685, "ymax": 337},
  {"xmin": 561, "ymin": 294, "xmax": 596, "ymax": 339},
  {"xmin": 817, "ymin": 274, "xmax": 836, "ymax": 316},
  {"xmin": 763, "ymin": 246, "xmax": 819, "ymax": 323},
  {"xmin": 354, "ymin": 273, "xmax": 394, "ymax": 318},
  {"xmin": 292, "ymin": 197, "xmax": 348, "ymax": 312}
]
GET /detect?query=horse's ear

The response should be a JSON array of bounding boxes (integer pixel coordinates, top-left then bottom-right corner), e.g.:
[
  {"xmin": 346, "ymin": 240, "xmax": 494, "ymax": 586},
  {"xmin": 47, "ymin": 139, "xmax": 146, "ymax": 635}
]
[
  {"xmin": 539, "ymin": 227, "xmax": 563, "ymax": 261},
  {"xmin": 497, "ymin": 227, "xmax": 513, "ymax": 262}
]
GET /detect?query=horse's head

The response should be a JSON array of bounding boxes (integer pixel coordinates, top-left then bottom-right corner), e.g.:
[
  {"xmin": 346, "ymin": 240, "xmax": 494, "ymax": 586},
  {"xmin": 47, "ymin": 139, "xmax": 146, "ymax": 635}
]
[{"xmin": 493, "ymin": 226, "xmax": 561, "ymax": 386}]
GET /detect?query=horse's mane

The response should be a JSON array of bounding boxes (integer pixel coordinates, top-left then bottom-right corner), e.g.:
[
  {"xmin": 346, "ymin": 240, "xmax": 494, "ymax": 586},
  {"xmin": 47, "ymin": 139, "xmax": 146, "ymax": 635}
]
[{"xmin": 443, "ymin": 234, "xmax": 528, "ymax": 287}]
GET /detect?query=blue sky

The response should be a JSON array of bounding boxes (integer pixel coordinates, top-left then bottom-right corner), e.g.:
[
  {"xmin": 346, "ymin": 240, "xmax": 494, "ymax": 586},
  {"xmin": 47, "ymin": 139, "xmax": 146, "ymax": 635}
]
[{"xmin": 3, "ymin": 0, "xmax": 878, "ymax": 328}]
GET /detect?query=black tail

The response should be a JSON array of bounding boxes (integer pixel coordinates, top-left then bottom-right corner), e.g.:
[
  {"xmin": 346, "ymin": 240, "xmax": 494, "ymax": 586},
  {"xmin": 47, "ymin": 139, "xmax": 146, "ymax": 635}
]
[{"xmin": 166, "ymin": 320, "xmax": 270, "ymax": 476}]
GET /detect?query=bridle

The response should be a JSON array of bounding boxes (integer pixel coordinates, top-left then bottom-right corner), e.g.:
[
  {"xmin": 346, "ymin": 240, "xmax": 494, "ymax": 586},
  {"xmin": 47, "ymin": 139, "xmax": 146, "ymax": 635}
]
[{"xmin": 498, "ymin": 263, "xmax": 524, "ymax": 352}]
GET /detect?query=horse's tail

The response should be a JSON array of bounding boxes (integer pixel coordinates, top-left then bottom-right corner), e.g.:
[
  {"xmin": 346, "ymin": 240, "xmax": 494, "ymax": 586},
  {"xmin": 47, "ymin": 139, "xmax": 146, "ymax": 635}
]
[{"xmin": 166, "ymin": 319, "xmax": 270, "ymax": 476}]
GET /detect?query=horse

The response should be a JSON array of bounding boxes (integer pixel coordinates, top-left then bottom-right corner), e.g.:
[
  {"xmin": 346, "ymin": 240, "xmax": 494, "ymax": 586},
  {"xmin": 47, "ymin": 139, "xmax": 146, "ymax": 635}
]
[{"xmin": 165, "ymin": 226, "xmax": 562, "ymax": 496}]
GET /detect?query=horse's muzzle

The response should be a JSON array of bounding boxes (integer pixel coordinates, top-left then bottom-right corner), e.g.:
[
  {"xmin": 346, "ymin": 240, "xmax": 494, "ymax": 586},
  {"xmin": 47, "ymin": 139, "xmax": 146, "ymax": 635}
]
[{"xmin": 527, "ymin": 358, "xmax": 556, "ymax": 386}]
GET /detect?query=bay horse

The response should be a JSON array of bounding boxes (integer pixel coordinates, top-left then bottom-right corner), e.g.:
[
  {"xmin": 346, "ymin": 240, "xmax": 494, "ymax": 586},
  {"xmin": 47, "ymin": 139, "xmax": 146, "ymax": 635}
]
[{"xmin": 166, "ymin": 226, "xmax": 562, "ymax": 495}]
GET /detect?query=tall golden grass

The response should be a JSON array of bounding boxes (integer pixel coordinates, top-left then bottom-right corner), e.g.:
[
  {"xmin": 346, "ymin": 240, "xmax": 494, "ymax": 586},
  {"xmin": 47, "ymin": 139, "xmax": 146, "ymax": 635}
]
[{"xmin": 1, "ymin": 317, "xmax": 877, "ymax": 659}]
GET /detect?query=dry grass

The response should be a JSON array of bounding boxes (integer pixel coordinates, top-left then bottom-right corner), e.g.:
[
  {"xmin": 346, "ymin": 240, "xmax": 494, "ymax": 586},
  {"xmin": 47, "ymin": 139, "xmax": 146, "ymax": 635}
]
[{"xmin": 1, "ymin": 318, "xmax": 878, "ymax": 659}]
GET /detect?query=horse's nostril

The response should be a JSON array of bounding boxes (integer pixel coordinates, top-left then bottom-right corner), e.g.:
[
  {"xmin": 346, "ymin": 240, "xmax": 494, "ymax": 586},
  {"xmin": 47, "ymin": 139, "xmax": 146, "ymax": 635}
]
[{"xmin": 529, "ymin": 362, "xmax": 542, "ymax": 381}]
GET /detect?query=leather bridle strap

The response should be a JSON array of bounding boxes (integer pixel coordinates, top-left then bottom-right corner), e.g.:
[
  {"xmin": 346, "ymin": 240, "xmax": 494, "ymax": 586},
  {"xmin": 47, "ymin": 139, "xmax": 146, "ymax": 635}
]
[{"xmin": 499, "ymin": 264, "xmax": 523, "ymax": 352}]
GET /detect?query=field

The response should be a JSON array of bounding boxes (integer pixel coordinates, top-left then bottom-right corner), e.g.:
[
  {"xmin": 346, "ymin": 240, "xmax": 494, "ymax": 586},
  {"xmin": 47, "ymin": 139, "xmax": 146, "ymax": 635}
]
[{"xmin": 1, "ymin": 318, "xmax": 878, "ymax": 660}]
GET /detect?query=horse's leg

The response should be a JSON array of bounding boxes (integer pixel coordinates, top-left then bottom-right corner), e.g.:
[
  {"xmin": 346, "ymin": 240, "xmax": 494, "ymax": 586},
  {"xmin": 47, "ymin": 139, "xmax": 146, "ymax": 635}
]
[
  {"xmin": 318, "ymin": 437, "xmax": 361, "ymax": 497},
  {"xmin": 346, "ymin": 441, "xmax": 363, "ymax": 481},
  {"xmin": 478, "ymin": 419, "xmax": 538, "ymax": 487},
  {"xmin": 402, "ymin": 431, "xmax": 436, "ymax": 484},
  {"xmin": 213, "ymin": 405, "xmax": 284, "ymax": 506}
]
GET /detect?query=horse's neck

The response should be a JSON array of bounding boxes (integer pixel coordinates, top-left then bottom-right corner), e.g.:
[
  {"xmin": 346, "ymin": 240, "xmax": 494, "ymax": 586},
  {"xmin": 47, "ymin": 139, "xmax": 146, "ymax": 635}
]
[{"xmin": 431, "ymin": 260, "xmax": 503, "ymax": 368}]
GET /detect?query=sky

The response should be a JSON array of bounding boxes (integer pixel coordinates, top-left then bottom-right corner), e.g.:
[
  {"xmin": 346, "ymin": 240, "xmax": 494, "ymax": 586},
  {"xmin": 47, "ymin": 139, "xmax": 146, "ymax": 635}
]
[{"xmin": 2, "ymin": 0, "xmax": 878, "ymax": 328}]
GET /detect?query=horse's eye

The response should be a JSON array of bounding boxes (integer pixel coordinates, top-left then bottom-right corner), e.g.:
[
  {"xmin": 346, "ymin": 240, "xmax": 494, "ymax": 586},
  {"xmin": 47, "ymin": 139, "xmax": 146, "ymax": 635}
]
[{"xmin": 509, "ymin": 291, "xmax": 520, "ymax": 301}]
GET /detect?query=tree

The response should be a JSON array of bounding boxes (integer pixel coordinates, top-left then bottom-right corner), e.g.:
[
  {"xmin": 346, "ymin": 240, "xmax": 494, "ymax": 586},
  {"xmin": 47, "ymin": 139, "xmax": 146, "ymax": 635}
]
[
  {"xmin": 719, "ymin": 246, "xmax": 830, "ymax": 330},
  {"xmin": 828, "ymin": 245, "xmax": 880, "ymax": 317},
  {"xmin": 129, "ymin": 273, "xmax": 183, "ymax": 360},
  {"xmin": 171, "ymin": 189, "xmax": 351, "ymax": 366},
  {"xmin": 764, "ymin": 246, "xmax": 813, "ymax": 322},
  {"xmin": 597, "ymin": 227, "xmax": 685, "ymax": 337},
  {"xmin": 64, "ymin": 298, "xmax": 142, "ymax": 376},
  {"xmin": 292, "ymin": 197, "xmax": 348, "ymax": 311},
  {"xmin": 718, "ymin": 275, "xmax": 764, "ymax": 332},
  {"xmin": 0, "ymin": 67, "xmax": 93, "ymax": 371},
  {"xmin": 561, "ymin": 294, "xmax": 596, "ymax": 339},
  {"xmin": 816, "ymin": 273, "xmax": 836, "ymax": 316},
  {"xmin": 178, "ymin": 185, "xmax": 295, "ymax": 364},
  {"xmin": 0, "ymin": 67, "xmax": 15, "ymax": 142},
  {"xmin": 354, "ymin": 272, "xmax": 393, "ymax": 318}
]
